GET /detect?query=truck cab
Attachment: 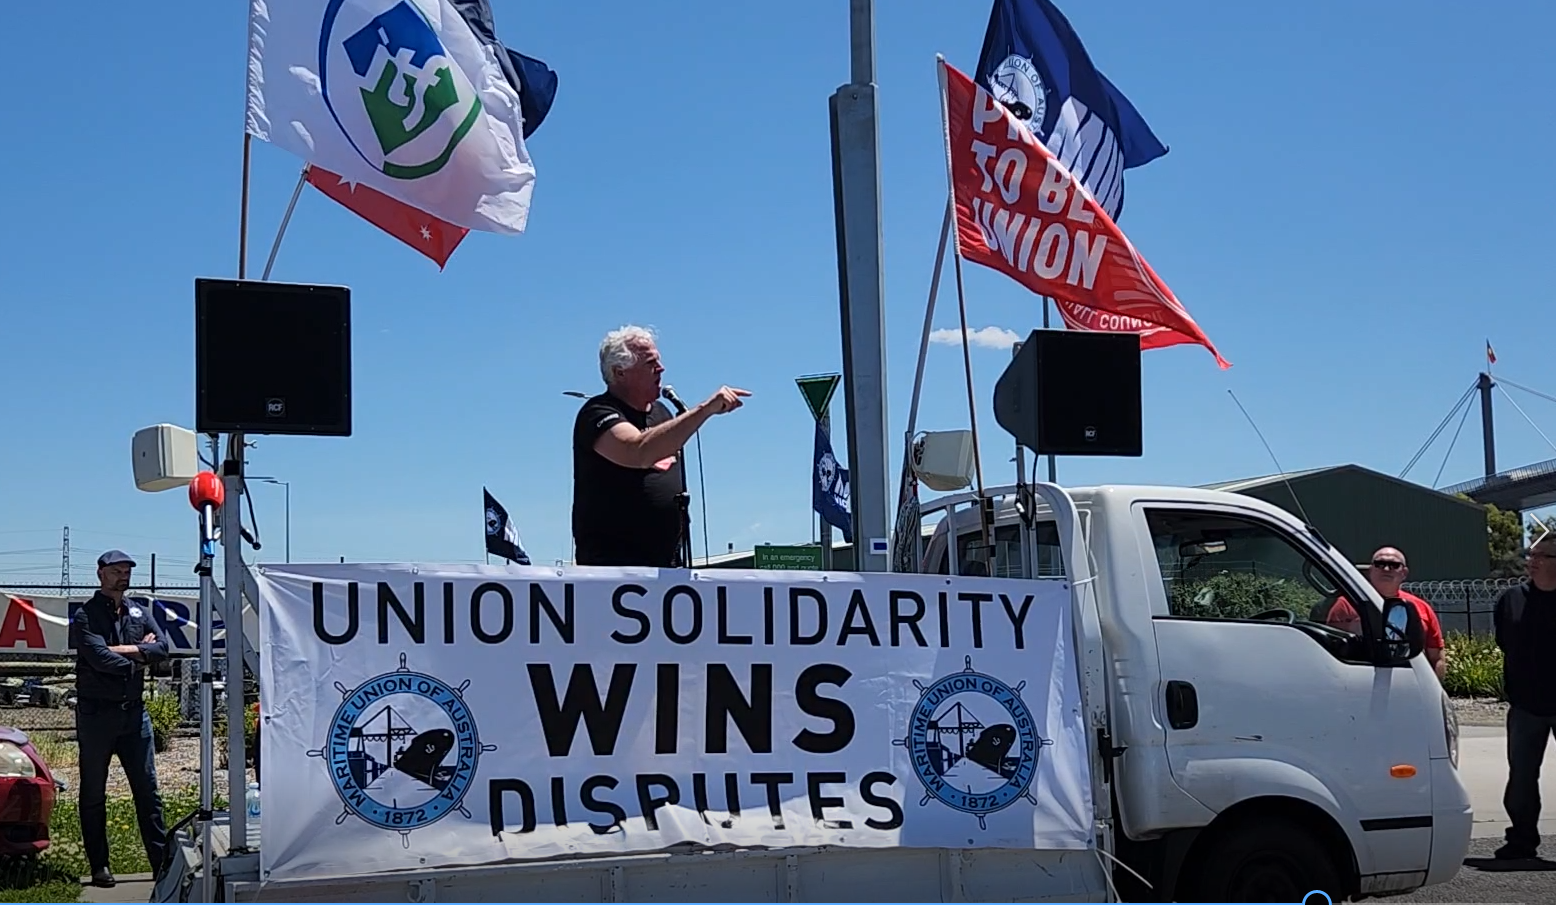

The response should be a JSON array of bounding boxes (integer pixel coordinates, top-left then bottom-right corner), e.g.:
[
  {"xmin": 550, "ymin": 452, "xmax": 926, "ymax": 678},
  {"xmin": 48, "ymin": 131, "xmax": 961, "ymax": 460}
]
[{"xmin": 915, "ymin": 481, "xmax": 1472, "ymax": 902}]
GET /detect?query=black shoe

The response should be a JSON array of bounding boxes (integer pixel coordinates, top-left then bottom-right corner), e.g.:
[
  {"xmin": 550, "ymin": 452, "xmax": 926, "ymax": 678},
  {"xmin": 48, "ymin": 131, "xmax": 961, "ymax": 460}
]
[
  {"xmin": 90, "ymin": 867, "xmax": 116, "ymax": 888},
  {"xmin": 1494, "ymin": 842, "xmax": 1537, "ymax": 860}
]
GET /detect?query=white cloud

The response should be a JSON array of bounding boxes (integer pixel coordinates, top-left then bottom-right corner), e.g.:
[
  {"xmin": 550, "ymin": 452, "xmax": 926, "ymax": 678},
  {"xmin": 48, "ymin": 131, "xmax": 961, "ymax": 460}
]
[{"xmin": 928, "ymin": 326, "xmax": 1022, "ymax": 351}]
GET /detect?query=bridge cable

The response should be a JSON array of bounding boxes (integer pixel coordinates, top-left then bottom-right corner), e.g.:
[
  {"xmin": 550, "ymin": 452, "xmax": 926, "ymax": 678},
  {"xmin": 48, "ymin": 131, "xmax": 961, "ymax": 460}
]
[
  {"xmin": 1432, "ymin": 396, "xmax": 1476, "ymax": 488},
  {"xmin": 1401, "ymin": 380, "xmax": 1478, "ymax": 479},
  {"xmin": 1496, "ymin": 385, "xmax": 1556, "ymax": 457},
  {"xmin": 1496, "ymin": 376, "xmax": 1556, "ymax": 408}
]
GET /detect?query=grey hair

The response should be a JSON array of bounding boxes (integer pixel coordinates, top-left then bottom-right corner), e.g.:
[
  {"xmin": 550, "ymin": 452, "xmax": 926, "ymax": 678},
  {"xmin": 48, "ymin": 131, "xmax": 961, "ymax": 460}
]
[{"xmin": 599, "ymin": 325, "xmax": 657, "ymax": 385}]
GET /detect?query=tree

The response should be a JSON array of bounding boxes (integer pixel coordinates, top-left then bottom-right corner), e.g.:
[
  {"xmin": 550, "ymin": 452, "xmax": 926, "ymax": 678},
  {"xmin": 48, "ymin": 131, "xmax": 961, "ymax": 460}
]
[{"xmin": 1481, "ymin": 500, "xmax": 1527, "ymax": 578}]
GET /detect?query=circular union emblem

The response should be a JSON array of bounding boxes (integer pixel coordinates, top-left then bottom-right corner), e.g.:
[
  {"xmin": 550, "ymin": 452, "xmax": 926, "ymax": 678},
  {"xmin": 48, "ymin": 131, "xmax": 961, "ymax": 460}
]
[
  {"xmin": 485, "ymin": 507, "xmax": 501, "ymax": 536},
  {"xmin": 986, "ymin": 53, "xmax": 1047, "ymax": 136},
  {"xmin": 307, "ymin": 653, "xmax": 494, "ymax": 843},
  {"xmin": 894, "ymin": 656, "xmax": 1052, "ymax": 829},
  {"xmin": 318, "ymin": 0, "xmax": 485, "ymax": 180}
]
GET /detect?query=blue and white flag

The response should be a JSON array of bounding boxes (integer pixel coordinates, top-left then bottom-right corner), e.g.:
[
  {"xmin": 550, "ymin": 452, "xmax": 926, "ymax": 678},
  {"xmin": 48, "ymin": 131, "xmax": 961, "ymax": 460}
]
[
  {"xmin": 247, "ymin": 0, "xmax": 536, "ymax": 233},
  {"xmin": 483, "ymin": 488, "xmax": 530, "ymax": 565},
  {"xmin": 976, "ymin": 0, "xmax": 1167, "ymax": 223},
  {"xmin": 813, "ymin": 423, "xmax": 853, "ymax": 545}
]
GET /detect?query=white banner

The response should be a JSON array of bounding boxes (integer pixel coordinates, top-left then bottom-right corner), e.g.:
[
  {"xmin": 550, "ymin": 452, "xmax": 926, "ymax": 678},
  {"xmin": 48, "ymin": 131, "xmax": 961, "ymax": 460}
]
[
  {"xmin": 256, "ymin": 564, "xmax": 1094, "ymax": 881},
  {"xmin": 0, "ymin": 591, "xmax": 213, "ymax": 656}
]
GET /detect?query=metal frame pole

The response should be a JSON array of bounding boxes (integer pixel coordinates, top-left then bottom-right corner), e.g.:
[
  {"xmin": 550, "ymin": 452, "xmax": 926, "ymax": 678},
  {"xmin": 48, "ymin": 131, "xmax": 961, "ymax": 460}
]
[
  {"xmin": 195, "ymin": 444, "xmax": 218, "ymax": 903},
  {"xmin": 830, "ymin": 0, "xmax": 890, "ymax": 571},
  {"xmin": 222, "ymin": 435, "xmax": 250, "ymax": 851}
]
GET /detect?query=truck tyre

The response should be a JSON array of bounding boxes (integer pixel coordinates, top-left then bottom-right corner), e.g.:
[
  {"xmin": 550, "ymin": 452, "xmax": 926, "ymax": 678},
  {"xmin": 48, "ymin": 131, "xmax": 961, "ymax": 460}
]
[{"xmin": 1187, "ymin": 819, "xmax": 1344, "ymax": 903}]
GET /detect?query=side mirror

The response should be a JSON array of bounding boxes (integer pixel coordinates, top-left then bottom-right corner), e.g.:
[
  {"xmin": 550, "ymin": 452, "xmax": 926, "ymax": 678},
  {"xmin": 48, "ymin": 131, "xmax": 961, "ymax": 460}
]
[{"xmin": 1381, "ymin": 598, "xmax": 1425, "ymax": 664}]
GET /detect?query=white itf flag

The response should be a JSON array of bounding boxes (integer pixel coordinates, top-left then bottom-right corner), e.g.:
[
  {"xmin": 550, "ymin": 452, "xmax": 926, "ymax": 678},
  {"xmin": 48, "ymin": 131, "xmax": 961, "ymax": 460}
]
[{"xmin": 246, "ymin": 0, "xmax": 535, "ymax": 234}]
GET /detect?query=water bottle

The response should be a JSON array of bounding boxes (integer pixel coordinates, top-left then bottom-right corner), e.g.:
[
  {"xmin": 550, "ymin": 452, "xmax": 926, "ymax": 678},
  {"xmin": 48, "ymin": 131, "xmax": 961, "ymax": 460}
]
[{"xmin": 245, "ymin": 782, "xmax": 261, "ymax": 822}]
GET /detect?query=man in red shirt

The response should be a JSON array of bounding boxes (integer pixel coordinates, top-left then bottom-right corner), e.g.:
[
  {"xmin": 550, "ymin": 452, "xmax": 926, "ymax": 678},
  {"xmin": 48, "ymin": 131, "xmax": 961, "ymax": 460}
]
[{"xmin": 1325, "ymin": 546, "xmax": 1446, "ymax": 679}]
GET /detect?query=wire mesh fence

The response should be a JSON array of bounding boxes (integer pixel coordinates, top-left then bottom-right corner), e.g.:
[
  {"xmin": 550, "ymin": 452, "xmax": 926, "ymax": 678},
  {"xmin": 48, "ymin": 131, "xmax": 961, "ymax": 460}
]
[{"xmin": 1403, "ymin": 578, "xmax": 1522, "ymax": 637}]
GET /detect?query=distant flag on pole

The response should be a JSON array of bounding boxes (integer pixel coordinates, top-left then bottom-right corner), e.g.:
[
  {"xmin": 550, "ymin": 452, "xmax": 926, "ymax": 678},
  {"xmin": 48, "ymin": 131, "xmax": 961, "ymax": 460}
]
[
  {"xmin": 483, "ymin": 488, "xmax": 530, "ymax": 565},
  {"xmin": 938, "ymin": 59, "xmax": 1229, "ymax": 369},
  {"xmin": 813, "ymin": 424, "xmax": 853, "ymax": 545},
  {"xmin": 306, "ymin": 166, "xmax": 469, "ymax": 268},
  {"xmin": 246, "ymin": 0, "xmax": 540, "ymax": 234},
  {"xmin": 1486, "ymin": 340, "xmax": 1497, "ymax": 367}
]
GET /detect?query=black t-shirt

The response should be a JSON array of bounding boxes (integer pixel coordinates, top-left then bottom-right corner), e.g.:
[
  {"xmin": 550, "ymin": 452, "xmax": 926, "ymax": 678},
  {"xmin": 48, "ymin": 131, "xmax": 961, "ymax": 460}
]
[
  {"xmin": 571, "ymin": 392, "xmax": 684, "ymax": 567},
  {"xmin": 1494, "ymin": 581, "xmax": 1556, "ymax": 716}
]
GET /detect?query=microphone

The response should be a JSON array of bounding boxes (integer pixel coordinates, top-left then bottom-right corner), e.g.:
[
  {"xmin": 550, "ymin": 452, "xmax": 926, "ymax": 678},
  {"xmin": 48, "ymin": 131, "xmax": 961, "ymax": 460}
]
[
  {"xmin": 661, "ymin": 385, "xmax": 688, "ymax": 415},
  {"xmin": 188, "ymin": 471, "xmax": 226, "ymax": 574}
]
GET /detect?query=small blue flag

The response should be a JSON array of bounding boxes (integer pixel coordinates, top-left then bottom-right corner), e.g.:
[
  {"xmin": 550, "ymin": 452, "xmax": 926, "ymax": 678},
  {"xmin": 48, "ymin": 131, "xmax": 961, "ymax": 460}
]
[
  {"xmin": 484, "ymin": 488, "xmax": 531, "ymax": 565},
  {"xmin": 976, "ymin": 0, "xmax": 1167, "ymax": 222},
  {"xmin": 450, "ymin": 0, "xmax": 558, "ymax": 139},
  {"xmin": 813, "ymin": 423, "xmax": 853, "ymax": 545}
]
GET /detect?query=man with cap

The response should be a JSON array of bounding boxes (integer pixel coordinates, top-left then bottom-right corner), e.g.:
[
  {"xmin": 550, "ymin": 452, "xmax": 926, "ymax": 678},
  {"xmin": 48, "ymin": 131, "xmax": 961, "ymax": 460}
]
[{"xmin": 69, "ymin": 550, "xmax": 169, "ymax": 887}]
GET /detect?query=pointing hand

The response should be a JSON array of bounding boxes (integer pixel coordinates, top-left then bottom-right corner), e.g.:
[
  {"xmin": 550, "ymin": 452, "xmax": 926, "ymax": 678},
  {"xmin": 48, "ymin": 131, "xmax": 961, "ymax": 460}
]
[{"xmin": 705, "ymin": 387, "xmax": 751, "ymax": 414}]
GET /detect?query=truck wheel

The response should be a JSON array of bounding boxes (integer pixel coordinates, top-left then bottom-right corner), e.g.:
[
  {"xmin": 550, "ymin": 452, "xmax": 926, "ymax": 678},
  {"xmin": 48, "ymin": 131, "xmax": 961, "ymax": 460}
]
[{"xmin": 1188, "ymin": 819, "xmax": 1344, "ymax": 903}]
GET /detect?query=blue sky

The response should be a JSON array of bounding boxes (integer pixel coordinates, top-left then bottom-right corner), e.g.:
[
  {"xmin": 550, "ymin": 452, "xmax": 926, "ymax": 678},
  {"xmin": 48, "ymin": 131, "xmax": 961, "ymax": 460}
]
[{"xmin": 3, "ymin": 0, "xmax": 1555, "ymax": 585}]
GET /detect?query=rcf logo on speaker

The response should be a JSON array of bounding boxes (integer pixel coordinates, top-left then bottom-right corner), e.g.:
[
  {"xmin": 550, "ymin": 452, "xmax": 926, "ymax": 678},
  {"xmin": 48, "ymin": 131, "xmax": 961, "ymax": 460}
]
[{"xmin": 266, "ymin": 398, "xmax": 286, "ymax": 418}]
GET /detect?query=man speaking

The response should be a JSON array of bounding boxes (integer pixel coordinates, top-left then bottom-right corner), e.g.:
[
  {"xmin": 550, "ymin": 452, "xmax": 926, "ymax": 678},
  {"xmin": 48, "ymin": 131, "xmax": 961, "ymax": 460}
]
[{"xmin": 572, "ymin": 325, "xmax": 749, "ymax": 567}]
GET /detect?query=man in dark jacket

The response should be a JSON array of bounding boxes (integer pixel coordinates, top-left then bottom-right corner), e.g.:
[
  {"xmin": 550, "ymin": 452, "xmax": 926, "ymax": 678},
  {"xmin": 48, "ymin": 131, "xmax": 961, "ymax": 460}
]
[
  {"xmin": 69, "ymin": 550, "xmax": 169, "ymax": 888},
  {"xmin": 1494, "ymin": 534, "xmax": 1556, "ymax": 860}
]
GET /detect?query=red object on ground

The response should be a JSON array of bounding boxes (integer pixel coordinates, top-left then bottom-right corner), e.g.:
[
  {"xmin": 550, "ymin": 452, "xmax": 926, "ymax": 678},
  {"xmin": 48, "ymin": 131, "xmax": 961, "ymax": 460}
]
[
  {"xmin": 188, "ymin": 471, "xmax": 224, "ymax": 511},
  {"xmin": 306, "ymin": 166, "xmax": 470, "ymax": 269},
  {"xmin": 939, "ymin": 60, "xmax": 1229, "ymax": 369},
  {"xmin": 0, "ymin": 726, "xmax": 57, "ymax": 856}
]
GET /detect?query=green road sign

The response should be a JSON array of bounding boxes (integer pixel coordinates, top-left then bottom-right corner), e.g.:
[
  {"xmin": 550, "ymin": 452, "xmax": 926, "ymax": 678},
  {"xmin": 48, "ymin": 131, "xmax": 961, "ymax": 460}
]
[
  {"xmin": 796, "ymin": 373, "xmax": 841, "ymax": 422},
  {"xmin": 753, "ymin": 545, "xmax": 825, "ymax": 570}
]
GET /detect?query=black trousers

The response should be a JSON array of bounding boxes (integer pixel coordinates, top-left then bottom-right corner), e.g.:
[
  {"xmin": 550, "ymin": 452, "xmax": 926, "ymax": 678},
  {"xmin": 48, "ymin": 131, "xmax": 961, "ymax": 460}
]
[
  {"xmin": 1504, "ymin": 705, "xmax": 1556, "ymax": 852},
  {"xmin": 76, "ymin": 699, "xmax": 167, "ymax": 874}
]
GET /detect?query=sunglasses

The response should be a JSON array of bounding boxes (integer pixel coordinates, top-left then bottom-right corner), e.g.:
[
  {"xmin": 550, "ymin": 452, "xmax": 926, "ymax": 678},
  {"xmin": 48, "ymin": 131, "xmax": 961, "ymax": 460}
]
[{"xmin": 1371, "ymin": 560, "xmax": 1406, "ymax": 571}]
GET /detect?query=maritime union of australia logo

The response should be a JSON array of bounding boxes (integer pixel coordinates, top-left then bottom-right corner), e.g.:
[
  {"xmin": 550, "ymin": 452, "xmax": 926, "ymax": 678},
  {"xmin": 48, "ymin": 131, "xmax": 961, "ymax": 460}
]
[
  {"xmin": 319, "ymin": 0, "xmax": 484, "ymax": 180},
  {"xmin": 308, "ymin": 654, "xmax": 495, "ymax": 844},
  {"xmin": 894, "ymin": 656, "xmax": 1053, "ymax": 830}
]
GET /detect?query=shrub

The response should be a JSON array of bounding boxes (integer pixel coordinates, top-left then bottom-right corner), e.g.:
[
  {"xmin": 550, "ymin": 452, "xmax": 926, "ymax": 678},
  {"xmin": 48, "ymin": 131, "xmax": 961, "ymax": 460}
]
[
  {"xmin": 145, "ymin": 692, "xmax": 182, "ymax": 753},
  {"xmin": 215, "ymin": 700, "xmax": 260, "ymax": 767},
  {"xmin": 1443, "ymin": 632, "xmax": 1504, "ymax": 699}
]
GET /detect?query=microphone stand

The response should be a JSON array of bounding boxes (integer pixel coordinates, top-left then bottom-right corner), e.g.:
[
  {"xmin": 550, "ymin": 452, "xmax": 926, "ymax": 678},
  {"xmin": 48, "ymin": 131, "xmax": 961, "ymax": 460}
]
[{"xmin": 661, "ymin": 388, "xmax": 695, "ymax": 569}]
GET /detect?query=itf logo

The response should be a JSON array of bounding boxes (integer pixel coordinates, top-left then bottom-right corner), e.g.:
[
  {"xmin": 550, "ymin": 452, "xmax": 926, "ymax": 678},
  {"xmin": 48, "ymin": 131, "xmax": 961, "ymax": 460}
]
[{"xmin": 318, "ymin": 0, "xmax": 484, "ymax": 180}]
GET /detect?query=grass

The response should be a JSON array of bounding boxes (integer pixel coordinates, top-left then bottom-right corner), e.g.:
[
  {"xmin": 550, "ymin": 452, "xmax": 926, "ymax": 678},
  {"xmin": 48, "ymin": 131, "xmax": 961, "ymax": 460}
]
[
  {"xmin": 1443, "ymin": 631, "xmax": 1505, "ymax": 699},
  {"xmin": 0, "ymin": 783, "xmax": 220, "ymax": 902}
]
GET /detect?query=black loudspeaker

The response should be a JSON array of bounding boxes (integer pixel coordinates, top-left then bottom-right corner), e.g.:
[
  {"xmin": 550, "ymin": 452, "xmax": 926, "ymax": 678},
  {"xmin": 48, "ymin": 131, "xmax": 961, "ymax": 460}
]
[
  {"xmin": 993, "ymin": 329, "xmax": 1142, "ymax": 457},
  {"xmin": 195, "ymin": 278, "xmax": 352, "ymax": 436}
]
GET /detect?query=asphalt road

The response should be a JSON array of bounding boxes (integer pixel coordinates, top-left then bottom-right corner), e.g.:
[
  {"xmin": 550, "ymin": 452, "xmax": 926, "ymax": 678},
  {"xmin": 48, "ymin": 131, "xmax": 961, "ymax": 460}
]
[{"xmin": 1380, "ymin": 835, "xmax": 1556, "ymax": 904}]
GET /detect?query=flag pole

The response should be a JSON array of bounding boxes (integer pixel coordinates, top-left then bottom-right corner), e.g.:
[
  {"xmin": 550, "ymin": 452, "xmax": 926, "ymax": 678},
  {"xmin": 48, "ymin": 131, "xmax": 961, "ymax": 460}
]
[
  {"xmin": 261, "ymin": 166, "xmax": 311, "ymax": 281},
  {"xmin": 239, "ymin": 133, "xmax": 252, "ymax": 278},
  {"xmin": 1042, "ymin": 299, "xmax": 1056, "ymax": 482},
  {"xmin": 935, "ymin": 57, "xmax": 990, "ymax": 553}
]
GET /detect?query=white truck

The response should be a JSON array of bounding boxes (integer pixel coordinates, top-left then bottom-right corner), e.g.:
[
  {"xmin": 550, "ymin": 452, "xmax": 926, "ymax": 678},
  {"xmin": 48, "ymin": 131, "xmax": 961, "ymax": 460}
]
[{"xmin": 157, "ymin": 480, "xmax": 1470, "ymax": 903}]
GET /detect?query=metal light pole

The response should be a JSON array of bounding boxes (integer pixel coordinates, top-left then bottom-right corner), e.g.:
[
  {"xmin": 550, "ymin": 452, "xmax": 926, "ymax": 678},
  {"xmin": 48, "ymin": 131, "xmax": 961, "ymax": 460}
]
[
  {"xmin": 830, "ymin": 0, "xmax": 890, "ymax": 571},
  {"xmin": 249, "ymin": 476, "xmax": 291, "ymax": 562}
]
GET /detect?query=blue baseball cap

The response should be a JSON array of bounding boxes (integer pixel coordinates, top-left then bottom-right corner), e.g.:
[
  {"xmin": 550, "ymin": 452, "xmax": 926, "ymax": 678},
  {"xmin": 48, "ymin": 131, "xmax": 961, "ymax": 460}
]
[{"xmin": 97, "ymin": 550, "xmax": 137, "ymax": 568}]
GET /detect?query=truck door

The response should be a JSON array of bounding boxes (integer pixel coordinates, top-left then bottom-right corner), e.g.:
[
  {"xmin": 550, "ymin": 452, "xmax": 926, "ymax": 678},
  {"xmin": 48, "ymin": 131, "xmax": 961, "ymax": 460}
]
[{"xmin": 1133, "ymin": 504, "xmax": 1437, "ymax": 885}]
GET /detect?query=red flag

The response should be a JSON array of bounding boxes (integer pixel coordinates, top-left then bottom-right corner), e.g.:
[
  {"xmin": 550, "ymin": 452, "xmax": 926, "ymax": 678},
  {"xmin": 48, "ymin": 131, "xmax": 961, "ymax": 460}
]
[
  {"xmin": 305, "ymin": 167, "xmax": 470, "ymax": 269},
  {"xmin": 938, "ymin": 60, "xmax": 1229, "ymax": 369}
]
